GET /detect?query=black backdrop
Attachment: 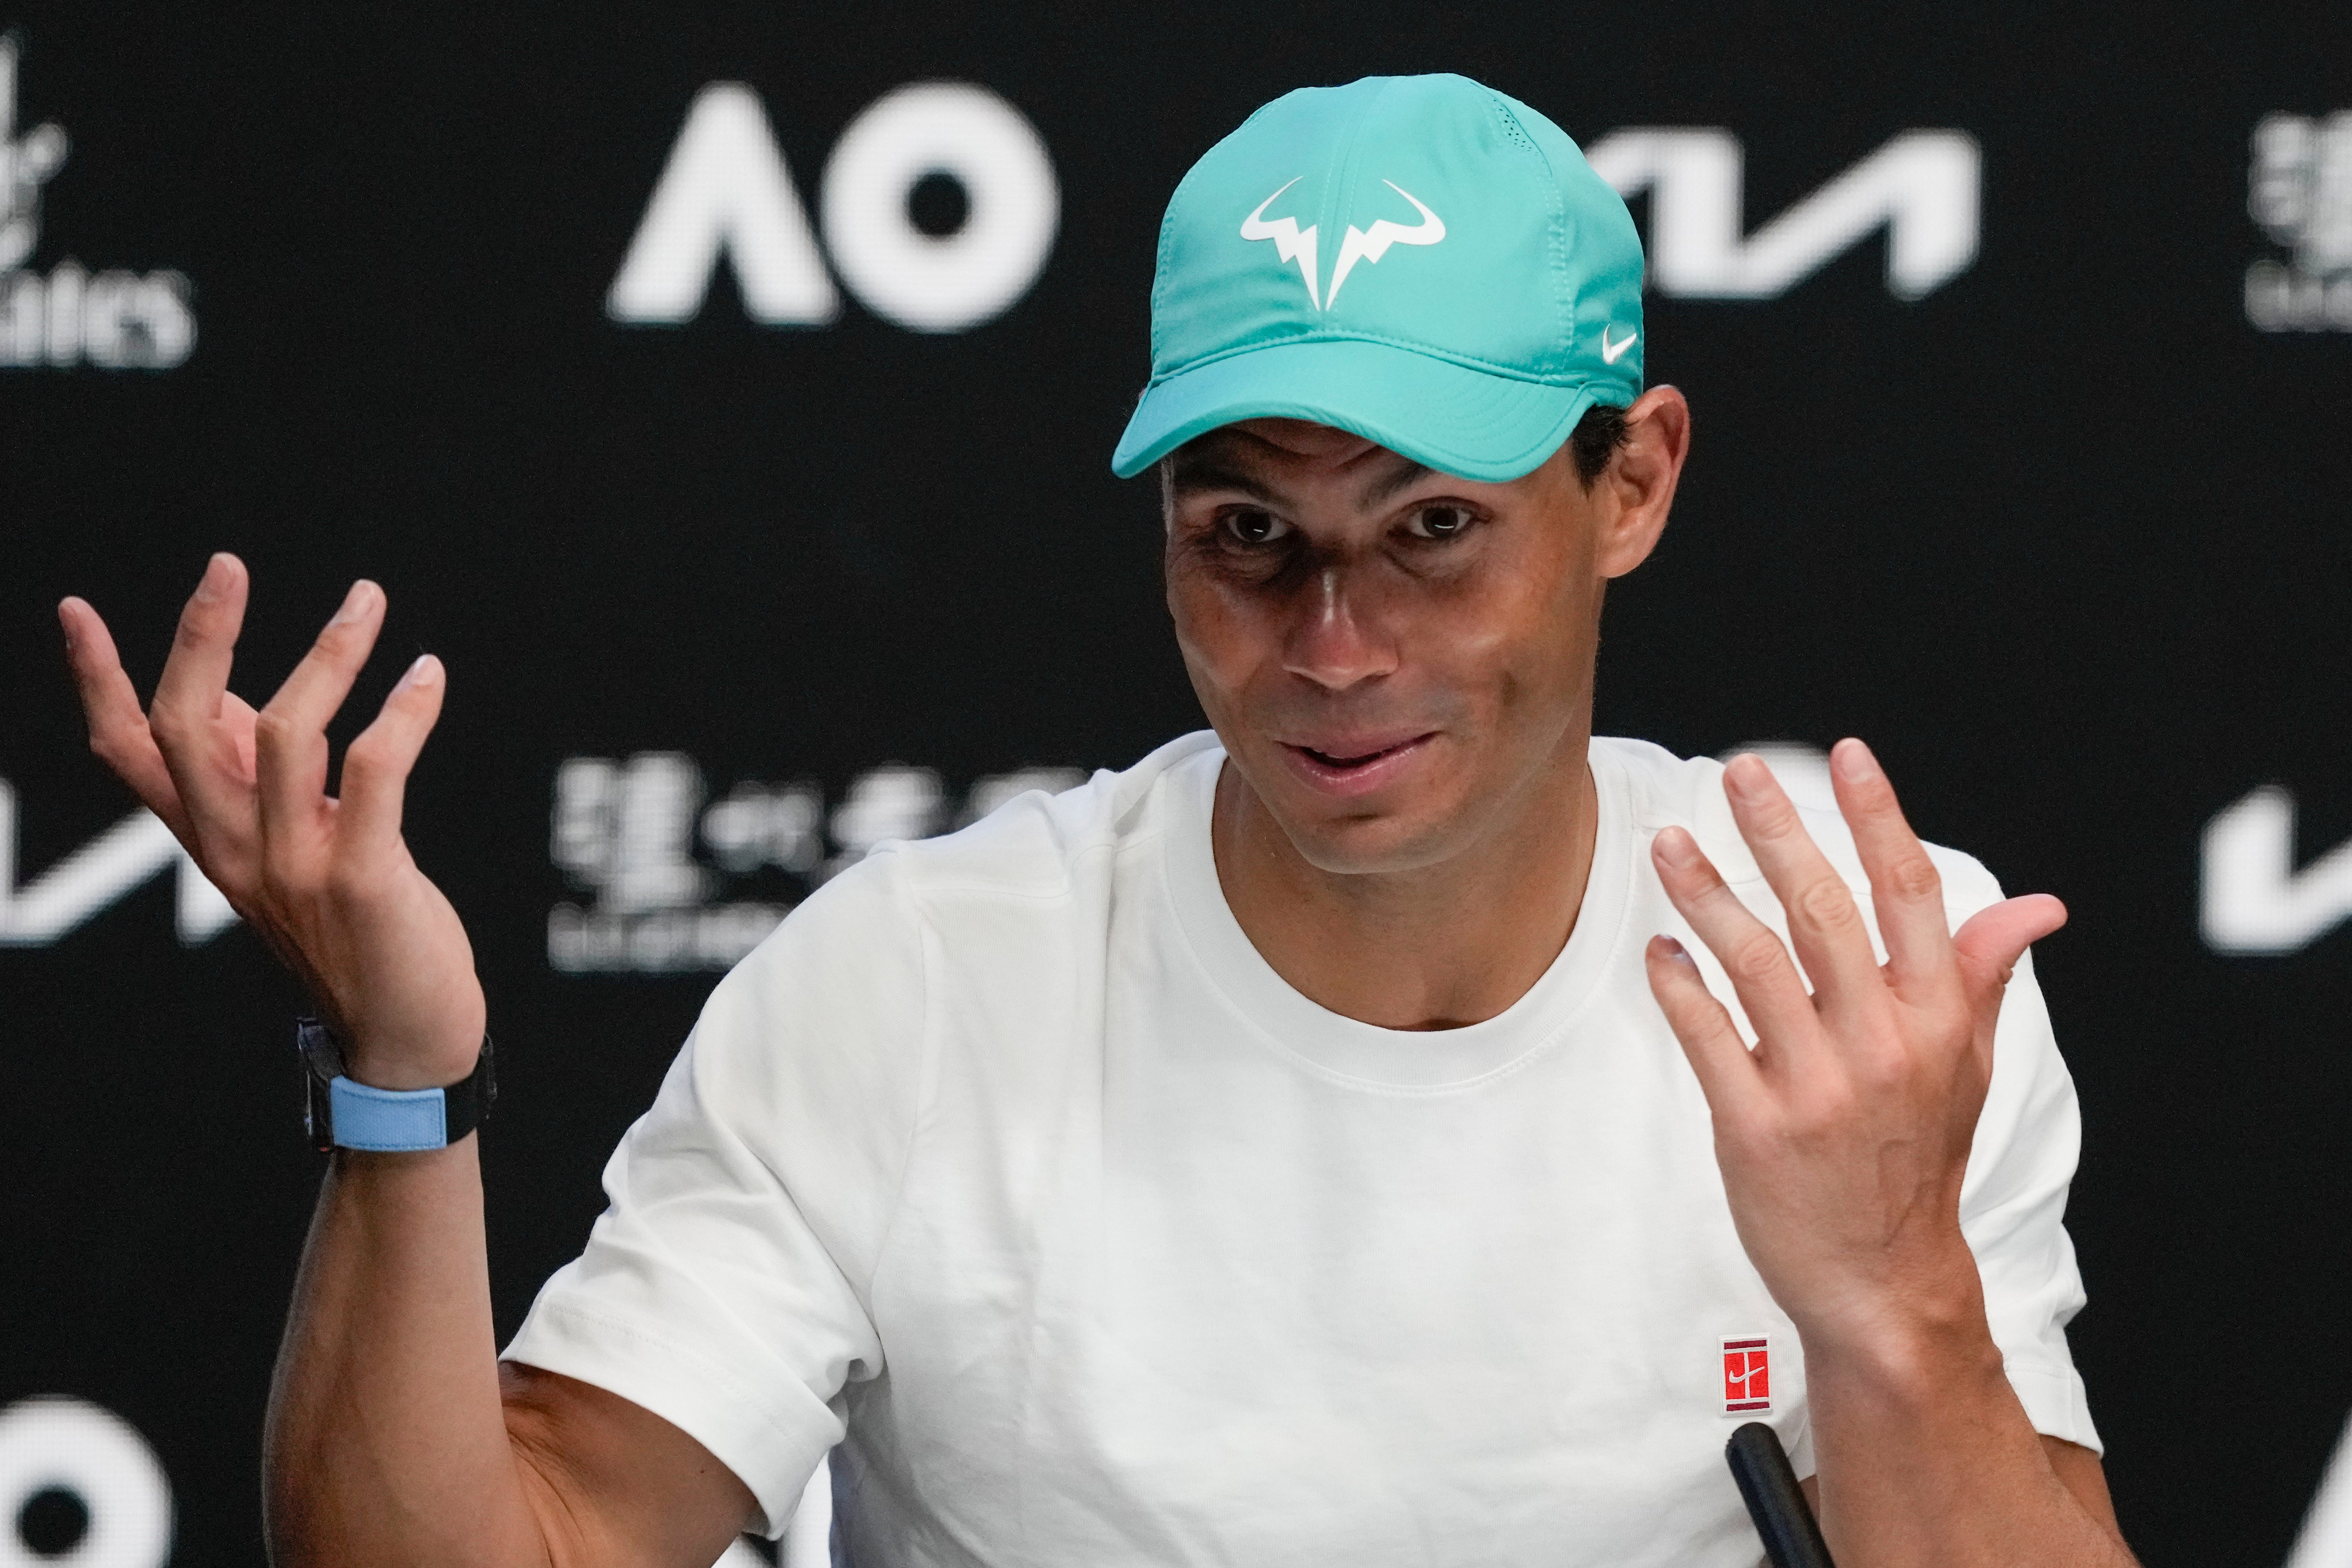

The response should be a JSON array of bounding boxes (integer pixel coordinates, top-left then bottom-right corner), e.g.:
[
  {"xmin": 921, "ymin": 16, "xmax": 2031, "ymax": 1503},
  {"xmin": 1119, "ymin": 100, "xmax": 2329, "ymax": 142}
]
[{"xmin": 5, "ymin": 4, "xmax": 2350, "ymax": 1563}]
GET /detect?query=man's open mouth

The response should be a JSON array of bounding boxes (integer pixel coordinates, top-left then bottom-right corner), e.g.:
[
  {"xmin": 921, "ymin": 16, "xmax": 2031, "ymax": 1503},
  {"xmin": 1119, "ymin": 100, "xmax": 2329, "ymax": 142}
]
[{"xmin": 1286, "ymin": 733, "xmax": 1434, "ymax": 772}]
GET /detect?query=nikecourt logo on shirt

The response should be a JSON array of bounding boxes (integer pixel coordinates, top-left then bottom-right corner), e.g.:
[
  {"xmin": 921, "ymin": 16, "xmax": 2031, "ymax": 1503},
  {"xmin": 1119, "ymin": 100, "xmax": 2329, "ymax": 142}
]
[
  {"xmin": 1600, "ymin": 326, "xmax": 1638, "ymax": 363},
  {"xmin": 1240, "ymin": 178, "xmax": 1446, "ymax": 310},
  {"xmin": 1722, "ymin": 1336, "xmax": 1772, "ymax": 1414}
]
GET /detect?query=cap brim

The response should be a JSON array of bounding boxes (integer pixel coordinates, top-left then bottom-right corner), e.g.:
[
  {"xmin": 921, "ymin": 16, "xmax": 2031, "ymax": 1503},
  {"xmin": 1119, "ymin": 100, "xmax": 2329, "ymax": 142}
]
[{"xmin": 1110, "ymin": 338, "xmax": 1614, "ymax": 481}]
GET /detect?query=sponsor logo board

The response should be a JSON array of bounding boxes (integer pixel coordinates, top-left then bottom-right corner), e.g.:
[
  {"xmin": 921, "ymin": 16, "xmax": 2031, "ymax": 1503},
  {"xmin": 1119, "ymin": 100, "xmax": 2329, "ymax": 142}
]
[
  {"xmin": 549, "ymin": 753, "xmax": 1081, "ymax": 974},
  {"xmin": 0, "ymin": 35, "xmax": 195, "ymax": 370},
  {"xmin": 2248, "ymin": 111, "xmax": 2352, "ymax": 332}
]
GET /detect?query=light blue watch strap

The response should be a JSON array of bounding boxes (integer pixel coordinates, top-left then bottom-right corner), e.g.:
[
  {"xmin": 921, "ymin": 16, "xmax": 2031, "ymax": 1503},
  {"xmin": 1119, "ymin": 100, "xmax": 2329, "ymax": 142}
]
[{"xmin": 327, "ymin": 1076, "xmax": 448, "ymax": 1152}]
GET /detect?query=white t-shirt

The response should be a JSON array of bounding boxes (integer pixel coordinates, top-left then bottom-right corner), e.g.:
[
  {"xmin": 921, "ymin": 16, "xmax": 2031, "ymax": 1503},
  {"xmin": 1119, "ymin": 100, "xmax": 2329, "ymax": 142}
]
[{"xmin": 506, "ymin": 732, "xmax": 2099, "ymax": 1567}]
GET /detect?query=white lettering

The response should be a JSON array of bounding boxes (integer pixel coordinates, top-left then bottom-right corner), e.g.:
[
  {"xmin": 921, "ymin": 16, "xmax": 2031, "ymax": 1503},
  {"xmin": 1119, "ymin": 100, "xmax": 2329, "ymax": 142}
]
[
  {"xmin": 606, "ymin": 83, "xmax": 838, "ymax": 326},
  {"xmin": 2247, "ymin": 111, "xmax": 2352, "ymax": 332},
  {"xmin": 0, "ymin": 34, "xmax": 68, "ymax": 273},
  {"xmin": 2200, "ymin": 786, "xmax": 2352, "ymax": 955},
  {"xmin": 0, "ymin": 264, "xmax": 194, "ymax": 369},
  {"xmin": 826, "ymin": 763, "xmax": 943, "ymax": 869},
  {"xmin": 548, "ymin": 756, "xmax": 1080, "ymax": 974},
  {"xmin": 819, "ymin": 82, "xmax": 1059, "ymax": 332},
  {"xmin": 0, "ymin": 38, "xmax": 194, "ymax": 371},
  {"xmin": 1584, "ymin": 128, "xmax": 1980, "ymax": 300}
]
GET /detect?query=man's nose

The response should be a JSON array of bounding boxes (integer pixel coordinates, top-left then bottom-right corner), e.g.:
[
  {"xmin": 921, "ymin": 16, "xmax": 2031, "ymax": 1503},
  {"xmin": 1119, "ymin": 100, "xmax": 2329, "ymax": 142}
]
[{"xmin": 1280, "ymin": 567, "xmax": 1398, "ymax": 691}]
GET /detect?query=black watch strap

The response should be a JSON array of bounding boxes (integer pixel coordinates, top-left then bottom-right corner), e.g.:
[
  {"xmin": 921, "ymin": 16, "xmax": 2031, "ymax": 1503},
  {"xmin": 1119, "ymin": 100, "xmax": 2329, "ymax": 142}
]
[{"xmin": 298, "ymin": 1017, "xmax": 497, "ymax": 1153}]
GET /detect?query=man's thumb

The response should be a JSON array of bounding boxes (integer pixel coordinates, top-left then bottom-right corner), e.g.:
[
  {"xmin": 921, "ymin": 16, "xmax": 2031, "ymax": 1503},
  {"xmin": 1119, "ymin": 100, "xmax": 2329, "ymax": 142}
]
[{"xmin": 1951, "ymin": 893, "xmax": 2068, "ymax": 998}]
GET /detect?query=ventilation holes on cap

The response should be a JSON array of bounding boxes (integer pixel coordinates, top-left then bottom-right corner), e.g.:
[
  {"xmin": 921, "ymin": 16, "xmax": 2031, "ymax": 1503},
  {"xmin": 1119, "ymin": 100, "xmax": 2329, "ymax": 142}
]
[{"xmin": 1490, "ymin": 99, "xmax": 1537, "ymax": 153}]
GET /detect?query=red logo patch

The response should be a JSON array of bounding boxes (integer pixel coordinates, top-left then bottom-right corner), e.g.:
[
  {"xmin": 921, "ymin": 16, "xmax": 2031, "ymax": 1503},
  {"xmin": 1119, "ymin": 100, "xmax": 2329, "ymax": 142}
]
[{"xmin": 1722, "ymin": 1337, "xmax": 1771, "ymax": 1414}]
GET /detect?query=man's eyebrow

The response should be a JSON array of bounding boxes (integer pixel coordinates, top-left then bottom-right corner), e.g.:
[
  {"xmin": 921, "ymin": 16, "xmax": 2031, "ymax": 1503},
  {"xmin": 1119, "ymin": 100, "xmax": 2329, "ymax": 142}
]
[
  {"xmin": 1166, "ymin": 457, "xmax": 1277, "ymax": 501},
  {"xmin": 1358, "ymin": 456, "xmax": 1436, "ymax": 507}
]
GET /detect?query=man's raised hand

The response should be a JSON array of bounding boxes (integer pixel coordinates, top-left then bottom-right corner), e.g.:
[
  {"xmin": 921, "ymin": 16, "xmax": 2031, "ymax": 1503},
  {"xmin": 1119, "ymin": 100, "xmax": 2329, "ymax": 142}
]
[
  {"xmin": 1641, "ymin": 740, "xmax": 2067, "ymax": 1352},
  {"xmin": 59, "ymin": 553, "xmax": 484, "ymax": 1089}
]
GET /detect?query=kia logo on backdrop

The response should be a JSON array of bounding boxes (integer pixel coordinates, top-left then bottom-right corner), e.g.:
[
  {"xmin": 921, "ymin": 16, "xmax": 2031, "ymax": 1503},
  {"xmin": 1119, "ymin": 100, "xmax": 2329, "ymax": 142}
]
[
  {"xmin": 0, "ymin": 34, "xmax": 195, "ymax": 371},
  {"xmin": 607, "ymin": 81, "xmax": 1059, "ymax": 334},
  {"xmin": 0, "ymin": 777, "xmax": 236, "ymax": 948},
  {"xmin": 2200, "ymin": 784, "xmax": 2352, "ymax": 955},
  {"xmin": 1586, "ymin": 127, "xmax": 1980, "ymax": 300}
]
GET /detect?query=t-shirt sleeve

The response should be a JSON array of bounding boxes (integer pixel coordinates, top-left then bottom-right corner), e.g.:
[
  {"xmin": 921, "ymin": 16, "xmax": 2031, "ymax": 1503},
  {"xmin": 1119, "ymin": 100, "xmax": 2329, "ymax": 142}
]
[
  {"xmin": 1949, "ymin": 859, "xmax": 2104, "ymax": 1456},
  {"xmin": 501, "ymin": 849, "xmax": 929, "ymax": 1535}
]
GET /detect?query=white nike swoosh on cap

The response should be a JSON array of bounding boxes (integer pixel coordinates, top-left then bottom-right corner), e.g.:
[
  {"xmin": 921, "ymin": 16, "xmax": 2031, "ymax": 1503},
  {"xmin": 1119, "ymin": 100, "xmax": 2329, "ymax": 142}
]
[{"xmin": 1601, "ymin": 326, "xmax": 1638, "ymax": 364}]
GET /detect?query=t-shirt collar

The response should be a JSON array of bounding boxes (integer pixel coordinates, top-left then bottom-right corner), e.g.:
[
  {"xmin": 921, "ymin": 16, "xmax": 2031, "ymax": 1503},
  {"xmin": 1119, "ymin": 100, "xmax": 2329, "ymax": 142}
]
[{"xmin": 1161, "ymin": 736, "xmax": 1636, "ymax": 1090}]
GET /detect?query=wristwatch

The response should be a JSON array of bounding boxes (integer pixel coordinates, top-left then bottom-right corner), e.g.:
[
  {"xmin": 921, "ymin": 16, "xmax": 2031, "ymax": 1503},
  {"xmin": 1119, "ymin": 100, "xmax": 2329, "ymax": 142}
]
[{"xmin": 297, "ymin": 1016, "xmax": 496, "ymax": 1153}]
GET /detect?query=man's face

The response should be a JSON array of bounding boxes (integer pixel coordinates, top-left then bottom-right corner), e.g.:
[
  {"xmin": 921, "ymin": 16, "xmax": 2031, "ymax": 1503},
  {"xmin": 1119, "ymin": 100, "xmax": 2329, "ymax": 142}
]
[{"xmin": 1163, "ymin": 416, "xmax": 1652, "ymax": 876}]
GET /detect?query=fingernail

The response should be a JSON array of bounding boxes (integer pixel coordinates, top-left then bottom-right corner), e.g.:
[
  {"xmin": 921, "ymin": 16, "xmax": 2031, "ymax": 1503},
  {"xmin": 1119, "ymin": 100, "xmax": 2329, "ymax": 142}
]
[
  {"xmin": 1654, "ymin": 827, "xmax": 1700, "ymax": 868},
  {"xmin": 1832, "ymin": 737, "xmax": 1879, "ymax": 779},
  {"xmin": 1655, "ymin": 934, "xmax": 1695, "ymax": 965},
  {"xmin": 399, "ymin": 653, "xmax": 438, "ymax": 686},
  {"xmin": 195, "ymin": 553, "xmax": 233, "ymax": 599},
  {"xmin": 1722, "ymin": 755, "xmax": 1760, "ymax": 797},
  {"xmin": 331, "ymin": 580, "xmax": 378, "ymax": 625}
]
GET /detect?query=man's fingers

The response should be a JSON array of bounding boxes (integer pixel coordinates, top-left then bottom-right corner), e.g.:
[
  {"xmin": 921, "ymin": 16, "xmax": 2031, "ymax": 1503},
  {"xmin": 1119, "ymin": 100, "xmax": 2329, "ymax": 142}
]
[
  {"xmin": 1828, "ymin": 738, "xmax": 1959, "ymax": 994},
  {"xmin": 337, "ymin": 655, "xmax": 445, "ymax": 863},
  {"xmin": 262, "ymin": 580, "xmax": 385, "ymax": 737},
  {"xmin": 254, "ymin": 581, "xmax": 386, "ymax": 866},
  {"xmin": 58, "ymin": 596, "xmax": 189, "ymax": 836},
  {"xmin": 1951, "ymin": 894, "xmax": 2068, "ymax": 1013},
  {"xmin": 1720, "ymin": 754, "xmax": 1886, "ymax": 1020},
  {"xmin": 1644, "ymin": 934, "xmax": 1762, "ymax": 1114},
  {"xmin": 146, "ymin": 554, "xmax": 256, "ymax": 827},
  {"xmin": 149, "ymin": 553, "xmax": 248, "ymax": 736},
  {"xmin": 1651, "ymin": 825, "xmax": 1822, "ymax": 1056}
]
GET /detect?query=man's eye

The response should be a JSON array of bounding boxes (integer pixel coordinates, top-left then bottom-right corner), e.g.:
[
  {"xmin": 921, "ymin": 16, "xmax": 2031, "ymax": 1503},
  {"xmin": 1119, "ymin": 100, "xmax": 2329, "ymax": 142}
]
[
  {"xmin": 1411, "ymin": 505, "xmax": 1473, "ymax": 539},
  {"xmin": 1222, "ymin": 509, "xmax": 1288, "ymax": 546}
]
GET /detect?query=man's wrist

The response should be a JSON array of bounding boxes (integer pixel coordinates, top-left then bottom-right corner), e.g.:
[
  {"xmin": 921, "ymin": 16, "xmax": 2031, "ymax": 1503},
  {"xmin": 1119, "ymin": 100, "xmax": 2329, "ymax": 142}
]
[
  {"xmin": 339, "ymin": 1045, "xmax": 486, "ymax": 1092},
  {"xmin": 1792, "ymin": 1267, "xmax": 2005, "ymax": 1408},
  {"xmin": 299, "ymin": 1018, "xmax": 496, "ymax": 1153},
  {"xmin": 329, "ymin": 1022, "xmax": 491, "ymax": 1092}
]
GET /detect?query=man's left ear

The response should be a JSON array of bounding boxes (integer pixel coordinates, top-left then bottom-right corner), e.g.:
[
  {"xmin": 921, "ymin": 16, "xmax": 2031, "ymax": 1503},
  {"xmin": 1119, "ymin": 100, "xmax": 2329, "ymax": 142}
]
[{"xmin": 1595, "ymin": 385, "xmax": 1692, "ymax": 580}]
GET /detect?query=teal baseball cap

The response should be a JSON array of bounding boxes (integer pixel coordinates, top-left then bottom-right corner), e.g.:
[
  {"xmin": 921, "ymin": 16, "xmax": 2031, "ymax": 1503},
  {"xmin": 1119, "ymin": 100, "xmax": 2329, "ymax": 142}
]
[{"xmin": 1111, "ymin": 73, "xmax": 1644, "ymax": 482}]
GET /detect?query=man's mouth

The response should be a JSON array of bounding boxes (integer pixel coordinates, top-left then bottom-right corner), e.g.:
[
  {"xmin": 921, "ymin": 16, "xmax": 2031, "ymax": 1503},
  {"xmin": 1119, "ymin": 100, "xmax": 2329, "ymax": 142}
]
[
  {"xmin": 1298, "ymin": 740, "xmax": 1416, "ymax": 770},
  {"xmin": 1276, "ymin": 732, "xmax": 1437, "ymax": 796}
]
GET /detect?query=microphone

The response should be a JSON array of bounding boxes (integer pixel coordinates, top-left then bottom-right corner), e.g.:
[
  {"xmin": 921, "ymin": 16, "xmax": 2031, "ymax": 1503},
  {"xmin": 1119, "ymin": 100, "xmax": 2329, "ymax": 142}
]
[{"xmin": 1726, "ymin": 1422, "xmax": 1835, "ymax": 1568}]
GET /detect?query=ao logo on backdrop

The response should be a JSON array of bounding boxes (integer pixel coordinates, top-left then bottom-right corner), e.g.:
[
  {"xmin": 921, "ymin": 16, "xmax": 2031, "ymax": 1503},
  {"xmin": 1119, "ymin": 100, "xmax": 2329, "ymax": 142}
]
[
  {"xmin": 0, "ymin": 1398, "xmax": 171, "ymax": 1568},
  {"xmin": 608, "ymin": 81, "xmax": 1059, "ymax": 333}
]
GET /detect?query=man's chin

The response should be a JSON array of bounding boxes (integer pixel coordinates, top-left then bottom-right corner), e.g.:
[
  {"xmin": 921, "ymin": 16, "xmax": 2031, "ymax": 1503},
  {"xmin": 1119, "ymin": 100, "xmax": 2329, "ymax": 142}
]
[
  {"xmin": 1266, "ymin": 798, "xmax": 1472, "ymax": 878},
  {"xmin": 1221, "ymin": 734, "xmax": 1481, "ymax": 875}
]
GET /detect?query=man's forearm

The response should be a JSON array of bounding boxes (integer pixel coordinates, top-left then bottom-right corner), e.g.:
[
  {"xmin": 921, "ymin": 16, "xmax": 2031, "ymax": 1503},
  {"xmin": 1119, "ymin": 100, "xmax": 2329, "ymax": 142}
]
[
  {"xmin": 263, "ymin": 1138, "xmax": 550, "ymax": 1568},
  {"xmin": 1805, "ymin": 1306, "xmax": 2135, "ymax": 1568}
]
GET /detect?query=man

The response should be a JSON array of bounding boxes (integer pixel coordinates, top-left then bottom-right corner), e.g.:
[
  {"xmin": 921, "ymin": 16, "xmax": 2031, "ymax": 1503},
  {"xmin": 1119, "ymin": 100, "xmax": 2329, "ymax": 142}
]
[{"xmin": 59, "ymin": 74, "xmax": 2135, "ymax": 1566}]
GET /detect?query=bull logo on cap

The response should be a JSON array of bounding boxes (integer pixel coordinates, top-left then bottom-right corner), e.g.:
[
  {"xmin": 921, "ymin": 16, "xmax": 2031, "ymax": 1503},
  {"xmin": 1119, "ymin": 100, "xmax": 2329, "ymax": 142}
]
[{"xmin": 1240, "ymin": 177, "xmax": 1446, "ymax": 311}]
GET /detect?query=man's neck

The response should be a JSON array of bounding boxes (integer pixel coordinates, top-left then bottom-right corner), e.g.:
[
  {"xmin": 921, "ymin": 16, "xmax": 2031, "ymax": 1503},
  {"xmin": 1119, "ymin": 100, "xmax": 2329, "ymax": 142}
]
[{"xmin": 1209, "ymin": 733, "xmax": 1602, "ymax": 1032}]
